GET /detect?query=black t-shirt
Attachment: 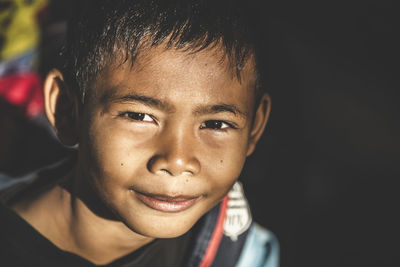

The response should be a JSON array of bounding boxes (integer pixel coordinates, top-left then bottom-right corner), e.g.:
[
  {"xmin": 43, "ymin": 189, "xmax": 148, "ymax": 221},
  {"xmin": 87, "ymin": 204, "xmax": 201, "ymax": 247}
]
[{"xmin": 0, "ymin": 203, "xmax": 196, "ymax": 267}]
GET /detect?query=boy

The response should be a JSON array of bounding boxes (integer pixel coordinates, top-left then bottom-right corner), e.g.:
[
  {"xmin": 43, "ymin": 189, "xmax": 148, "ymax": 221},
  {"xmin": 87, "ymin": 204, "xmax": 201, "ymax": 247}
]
[{"xmin": 0, "ymin": 0, "xmax": 279, "ymax": 266}]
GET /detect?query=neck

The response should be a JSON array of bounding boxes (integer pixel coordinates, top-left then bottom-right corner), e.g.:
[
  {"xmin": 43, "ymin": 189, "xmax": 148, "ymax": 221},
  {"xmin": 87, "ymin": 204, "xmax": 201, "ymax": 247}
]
[{"xmin": 11, "ymin": 171, "xmax": 154, "ymax": 265}]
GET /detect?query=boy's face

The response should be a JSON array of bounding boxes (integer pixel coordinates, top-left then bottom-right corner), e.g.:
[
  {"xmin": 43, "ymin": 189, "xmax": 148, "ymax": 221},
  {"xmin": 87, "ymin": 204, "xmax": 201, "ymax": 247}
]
[{"xmin": 73, "ymin": 45, "xmax": 267, "ymax": 238}]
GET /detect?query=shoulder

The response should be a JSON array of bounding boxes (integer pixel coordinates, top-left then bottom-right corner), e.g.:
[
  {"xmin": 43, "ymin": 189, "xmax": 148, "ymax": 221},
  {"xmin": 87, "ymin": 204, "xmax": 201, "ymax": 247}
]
[
  {"xmin": 185, "ymin": 181, "xmax": 279, "ymax": 267},
  {"xmin": 0, "ymin": 158, "xmax": 77, "ymax": 266},
  {"xmin": 235, "ymin": 223, "xmax": 279, "ymax": 267},
  {"xmin": 222, "ymin": 182, "xmax": 279, "ymax": 267}
]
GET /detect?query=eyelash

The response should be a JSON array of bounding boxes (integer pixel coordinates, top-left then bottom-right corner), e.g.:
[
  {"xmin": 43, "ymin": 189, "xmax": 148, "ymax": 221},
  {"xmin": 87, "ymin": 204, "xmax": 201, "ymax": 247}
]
[
  {"xmin": 200, "ymin": 120, "xmax": 237, "ymax": 131},
  {"xmin": 118, "ymin": 112, "xmax": 155, "ymax": 123},
  {"xmin": 118, "ymin": 112, "xmax": 237, "ymax": 131}
]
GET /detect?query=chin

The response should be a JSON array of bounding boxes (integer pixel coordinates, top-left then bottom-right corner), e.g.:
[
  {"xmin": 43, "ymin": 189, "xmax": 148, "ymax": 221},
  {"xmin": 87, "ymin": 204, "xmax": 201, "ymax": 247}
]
[
  {"xmin": 145, "ymin": 227, "xmax": 191, "ymax": 239},
  {"xmin": 124, "ymin": 215, "xmax": 197, "ymax": 238}
]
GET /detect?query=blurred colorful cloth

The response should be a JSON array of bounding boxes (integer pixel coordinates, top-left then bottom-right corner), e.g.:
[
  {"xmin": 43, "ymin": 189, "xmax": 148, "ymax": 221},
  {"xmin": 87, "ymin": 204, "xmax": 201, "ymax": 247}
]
[
  {"xmin": 0, "ymin": 0, "xmax": 48, "ymax": 119},
  {"xmin": 0, "ymin": 0, "xmax": 48, "ymax": 61},
  {"xmin": 0, "ymin": 72, "xmax": 43, "ymax": 118}
]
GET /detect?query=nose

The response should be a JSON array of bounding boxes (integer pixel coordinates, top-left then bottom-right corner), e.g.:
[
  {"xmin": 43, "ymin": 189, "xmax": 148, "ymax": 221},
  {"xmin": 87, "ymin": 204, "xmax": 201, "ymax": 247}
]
[{"xmin": 147, "ymin": 126, "xmax": 201, "ymax": 177}]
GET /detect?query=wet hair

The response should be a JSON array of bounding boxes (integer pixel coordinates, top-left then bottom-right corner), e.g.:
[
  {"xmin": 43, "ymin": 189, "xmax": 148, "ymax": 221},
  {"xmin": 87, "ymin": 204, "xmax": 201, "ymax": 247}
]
[{"xmin": 63, "ymin": 0, "xmax": 261, "ymax": 103}]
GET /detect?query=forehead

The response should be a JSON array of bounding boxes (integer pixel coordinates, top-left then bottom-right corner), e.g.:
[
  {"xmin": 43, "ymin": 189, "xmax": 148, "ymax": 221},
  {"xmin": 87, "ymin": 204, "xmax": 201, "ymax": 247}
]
[
  {"xmin": 91, "ymin": 44, "xmax": 256, "ymax": 109},
  {"xmin": 133, "ymin": 44, "xmax": 255, "ymax": 79}
]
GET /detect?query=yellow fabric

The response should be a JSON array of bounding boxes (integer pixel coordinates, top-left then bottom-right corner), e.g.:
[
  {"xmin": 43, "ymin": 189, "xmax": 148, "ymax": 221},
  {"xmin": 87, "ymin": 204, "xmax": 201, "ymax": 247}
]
[{"xmin": 0, "ymin": 0, "xmax": 48, "ymax": 61}]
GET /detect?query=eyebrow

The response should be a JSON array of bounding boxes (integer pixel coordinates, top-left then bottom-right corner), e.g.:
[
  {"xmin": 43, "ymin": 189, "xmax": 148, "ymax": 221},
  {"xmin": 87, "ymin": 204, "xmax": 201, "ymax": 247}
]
[
  {"xmin": 101, "ymin": 91, "xmax": 174, "ymax": 112},
  {"xmin": 194, "ymin": 104, "xmax": 247, "ymax": 119}
]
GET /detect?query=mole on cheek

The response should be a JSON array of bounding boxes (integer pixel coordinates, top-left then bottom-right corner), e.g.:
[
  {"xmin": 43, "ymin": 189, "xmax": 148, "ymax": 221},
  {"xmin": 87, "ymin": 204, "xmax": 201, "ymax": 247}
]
[
  {"xmin": 120, "ymin": 163, "xmax": 124, "ymax": 166},
  {"xmin": 220, "ymin": 160, "xmax": 223, "ymax": 163}
]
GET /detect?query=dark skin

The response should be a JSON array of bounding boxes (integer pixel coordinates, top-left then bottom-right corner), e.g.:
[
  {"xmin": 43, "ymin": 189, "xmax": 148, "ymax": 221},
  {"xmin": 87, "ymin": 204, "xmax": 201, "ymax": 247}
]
[{"xmin": 11, "ymin": 44, "xmax": 271, "ymax": 264}]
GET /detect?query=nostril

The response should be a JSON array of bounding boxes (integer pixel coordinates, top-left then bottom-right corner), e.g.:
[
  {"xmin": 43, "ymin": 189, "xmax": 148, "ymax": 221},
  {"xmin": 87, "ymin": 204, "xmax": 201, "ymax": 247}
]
[
  {"xmin": 147, "ymin": 155, "xmax": 161, "ymax": 174},
  {"xmin": 146, "ymin": 130, "xmax": 202, "ymax": 176},
  {"xmin": 147, "ymin": 154, "xmax": 200, "ymax": 176},
  {"xmin": 160, "ymin": 169, "xmax": 173, "ymax": 175},
  {"xmin": 181, "ymin": 170, "xmax": 194, "ymax": 176}
]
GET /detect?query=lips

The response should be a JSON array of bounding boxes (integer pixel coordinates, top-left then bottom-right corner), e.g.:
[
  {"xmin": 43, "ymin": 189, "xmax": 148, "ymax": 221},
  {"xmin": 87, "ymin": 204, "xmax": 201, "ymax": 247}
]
[{"xmin": 133, "ymin": 190, "xmax": 200, "ymax": 213}]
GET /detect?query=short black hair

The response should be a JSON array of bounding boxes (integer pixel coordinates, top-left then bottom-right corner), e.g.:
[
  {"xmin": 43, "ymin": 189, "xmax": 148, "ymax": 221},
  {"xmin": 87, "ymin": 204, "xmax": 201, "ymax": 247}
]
[{"xmin": 63, "ymin": 0, "xmax": 261, "ymax": 103}]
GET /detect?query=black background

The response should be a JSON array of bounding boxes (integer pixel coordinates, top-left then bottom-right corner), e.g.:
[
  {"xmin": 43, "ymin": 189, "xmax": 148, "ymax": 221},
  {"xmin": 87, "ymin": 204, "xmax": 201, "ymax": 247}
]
[{"xmin": 242, "ymin": 0, "xmax": 399, "ymax": 266}]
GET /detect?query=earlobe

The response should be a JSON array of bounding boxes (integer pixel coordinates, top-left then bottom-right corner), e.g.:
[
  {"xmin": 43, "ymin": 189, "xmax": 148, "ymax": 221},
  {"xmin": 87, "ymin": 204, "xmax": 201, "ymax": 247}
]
[
  {"xmin": 246, "ymin": 93, "xmax": 271, "ymax": 156},
  {"xmin": 43, "ymin": 69, "xmax": 79, "ymax": 146}
]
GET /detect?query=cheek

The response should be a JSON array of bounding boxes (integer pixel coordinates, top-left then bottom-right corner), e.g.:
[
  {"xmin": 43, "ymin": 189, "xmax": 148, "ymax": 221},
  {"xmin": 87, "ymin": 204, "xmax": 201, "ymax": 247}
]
[
  {"xmin": 201, "ymin": 130, "xmax": 249, "ymax": 166},
  {"xmin": 201, "ymin": 135, "xmax": 249, "ymax": 195},
  {"xmin": 83, "ymin": 120, "xmax": 153, "ymax": 189}
]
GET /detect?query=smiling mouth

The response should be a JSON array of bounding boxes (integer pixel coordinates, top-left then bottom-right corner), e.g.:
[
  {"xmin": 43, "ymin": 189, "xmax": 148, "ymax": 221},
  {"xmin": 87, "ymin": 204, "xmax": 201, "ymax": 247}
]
[{"xmin": 132, "ymin": 190, "xmax": 200, "ymax": 213}]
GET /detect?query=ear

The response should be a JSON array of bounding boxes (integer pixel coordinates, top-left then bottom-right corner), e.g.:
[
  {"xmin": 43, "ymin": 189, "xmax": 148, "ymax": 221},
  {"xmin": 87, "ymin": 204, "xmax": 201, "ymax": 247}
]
[
  {"xmin": 246, "ymin": 93, "xmax": 271, "ymax": 156},
  {"xmin": 43, "ymin": 69, "xmax": 80, "ymax": 146}
]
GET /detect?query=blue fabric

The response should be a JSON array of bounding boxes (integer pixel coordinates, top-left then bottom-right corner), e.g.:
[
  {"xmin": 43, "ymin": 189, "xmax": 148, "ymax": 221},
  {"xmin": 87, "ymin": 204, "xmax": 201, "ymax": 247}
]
[
  {"xmin": 0, "ymin": 172, "xmax": 32, "ymax": 191},
  {"xmin": 0, "ymin": 50, "xmax": 36, "ymax": 78},
  {"xmin": 235, "ymin": 223, "xmax": 279, "ymax": 267}
]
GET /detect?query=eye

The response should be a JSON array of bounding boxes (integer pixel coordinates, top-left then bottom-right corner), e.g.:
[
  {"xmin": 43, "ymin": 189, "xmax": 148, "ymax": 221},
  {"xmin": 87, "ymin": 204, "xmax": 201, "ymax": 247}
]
[
  {"xmin": 200, "ymin": 120, "xmax": 235, "ymax": 130},
  {"xmin": 119, "ymin": 112, "xmax": 154, "ymax": 122}
]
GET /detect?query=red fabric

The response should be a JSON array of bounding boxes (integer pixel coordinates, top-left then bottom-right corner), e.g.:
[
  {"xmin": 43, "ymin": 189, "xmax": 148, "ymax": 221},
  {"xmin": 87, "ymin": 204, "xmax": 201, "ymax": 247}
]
[
  {"xmin": 0, "ymin": 73, "xmax": 43, "ymax": 118},
  {"xmin": 199, "ymin": 195, "xmax": 229, "ymax": 267}
]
